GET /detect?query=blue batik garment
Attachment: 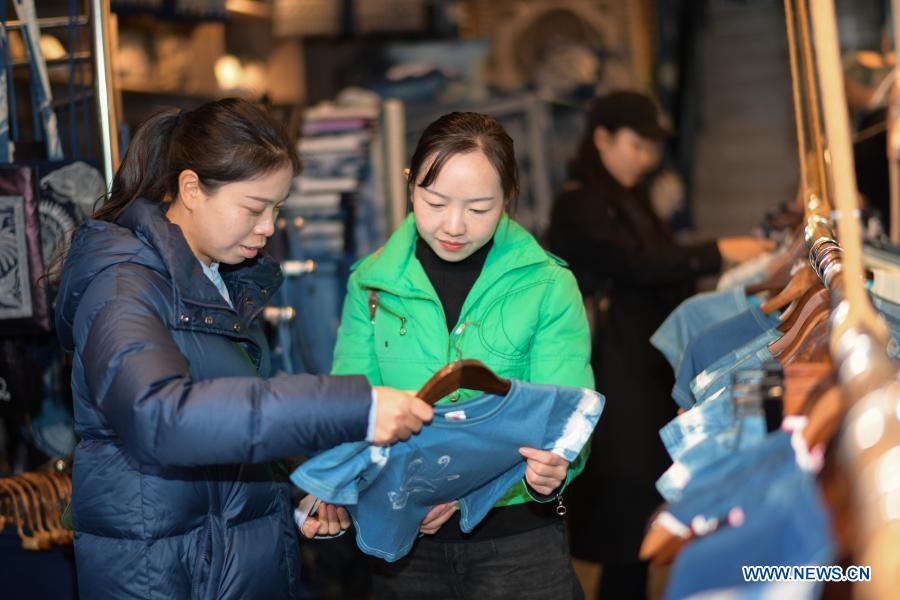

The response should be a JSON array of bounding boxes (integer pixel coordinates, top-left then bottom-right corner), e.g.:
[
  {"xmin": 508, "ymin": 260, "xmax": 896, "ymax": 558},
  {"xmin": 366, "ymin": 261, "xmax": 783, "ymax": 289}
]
[
  {"xmin": 671, "ymin": 307, "xmax": 781, "ymax": 410},
  {"xmin": 659, "ymin": 385, "xmax": 769, "ymax": 462},
  {"xmin": 681, "ymin": 581, "xmax": 820, "ymax": 599},
  {"xmin": 663, "ymin": 468, "xmax": 832, "ymax": 600},
  {"xmin": 689, "ymin": 333, "xmax": 781, "ymax": 407},
  {"xmin": 656, "ymin": 411, "xmax": 767, "ymax": 501},
  {"xmin": 661, "ymin": 430, "xmax": 818, "ymax": 529},
  {"xmin": 660, "ymin": 431, "xmax": 833, "ymax": 600},
  {"xmin": 290, "ymin": 380, "xmax": 604, "ymax": 561},
  {"xmin": 651, "ymin": 286, "xmax": 751, "ymax": 372}
]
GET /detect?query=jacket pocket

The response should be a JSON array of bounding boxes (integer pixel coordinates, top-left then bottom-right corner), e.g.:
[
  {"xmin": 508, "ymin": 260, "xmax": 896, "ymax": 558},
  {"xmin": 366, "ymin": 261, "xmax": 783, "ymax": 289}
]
[
  {"xmin": 370, "ymin": 292, "xmax": 421, "ymax": 363},
  {"xmin": 477, "ymin": 281, "xmax": 551, "ymax": 359}
]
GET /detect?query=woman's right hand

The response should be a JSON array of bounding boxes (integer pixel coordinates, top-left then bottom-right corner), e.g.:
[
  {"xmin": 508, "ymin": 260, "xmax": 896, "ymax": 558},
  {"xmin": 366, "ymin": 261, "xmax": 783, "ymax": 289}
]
[
  {"xmin": 419, "ymin": 501, "xmax": 458, "ymax": 535},
  {"xmin": 716, "ymin": 236, "xmax": 776, "ymax": 264},
  {"xmin": 371, "ymin": 387, "xmax": 434, "ymax": 445}
]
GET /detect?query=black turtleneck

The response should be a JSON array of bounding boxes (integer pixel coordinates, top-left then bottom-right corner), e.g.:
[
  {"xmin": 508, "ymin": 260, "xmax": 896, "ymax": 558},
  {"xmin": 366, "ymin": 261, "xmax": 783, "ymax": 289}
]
[
  {"xmin": 413, "ymin": 234, "xmax": 561, "ymax": 542},
  {"xmin": 415, "ymin": 237, "xmax": 493, "ymax": 331}
]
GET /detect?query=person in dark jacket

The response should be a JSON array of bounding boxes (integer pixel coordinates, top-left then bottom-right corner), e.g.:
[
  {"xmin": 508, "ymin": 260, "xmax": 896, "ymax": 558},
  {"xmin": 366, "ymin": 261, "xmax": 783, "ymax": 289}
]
[
  {"xmin": 547, "ymin": 91, "xmax": 773, "ymax": 599},
  {"xmin": 55, "ymin": 98, "xmax": 433, "ymax": 600}
]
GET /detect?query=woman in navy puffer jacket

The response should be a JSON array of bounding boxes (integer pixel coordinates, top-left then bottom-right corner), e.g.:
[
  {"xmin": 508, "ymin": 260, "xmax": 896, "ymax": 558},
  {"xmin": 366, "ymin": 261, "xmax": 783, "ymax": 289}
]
[{"xmin": 55, "ymin": 98, "xmax": 432, "ymax": 599}]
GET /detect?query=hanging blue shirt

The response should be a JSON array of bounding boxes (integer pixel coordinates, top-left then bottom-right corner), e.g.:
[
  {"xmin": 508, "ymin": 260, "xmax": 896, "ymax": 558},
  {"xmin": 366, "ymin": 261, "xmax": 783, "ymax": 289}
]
[
  {"xmin": 672, "ymin": 306, "xmax": 782, "ymax": 409},
  {"xmin": 290, "ymin": 380, "xmax": 604, "ymax": 562},
  {"xmin": 660, "ymin": 431, "xmax": 833, "ymax": 599},
  {"xmin": 651, "ymin": 286, "xmax": 751, "ymax": 371}
]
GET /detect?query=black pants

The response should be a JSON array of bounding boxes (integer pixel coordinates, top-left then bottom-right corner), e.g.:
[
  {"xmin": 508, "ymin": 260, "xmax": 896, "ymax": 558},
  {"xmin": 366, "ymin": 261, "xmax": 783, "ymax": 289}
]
[
  {"xmin": 373, "ymin": 521, "xmax": 584, "ymax": 600},
  {"xmin": 596, "ymin": 562, "xmax": 648, "ymax": 600}
]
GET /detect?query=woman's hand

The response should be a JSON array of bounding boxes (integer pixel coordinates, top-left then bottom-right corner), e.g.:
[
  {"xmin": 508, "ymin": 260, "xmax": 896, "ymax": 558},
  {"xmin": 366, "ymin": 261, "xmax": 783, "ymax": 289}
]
[
  {"xmin": 371, "ymin": 386, "xmax": 434, "ymax": 445},
  {"xmin": 519, "ymin": 447, "xmax": 569, "ymax": 497},
  {"xmin": 419, "ymin": 502, "xmax": 458, "ymax": 535},
  {"xmin": 299, "ymin": 500, "xmax": 351, "ymax": 539},
  {"xmin": 716, "ymin": 237, "xmax": 776, "ymax": 264}
]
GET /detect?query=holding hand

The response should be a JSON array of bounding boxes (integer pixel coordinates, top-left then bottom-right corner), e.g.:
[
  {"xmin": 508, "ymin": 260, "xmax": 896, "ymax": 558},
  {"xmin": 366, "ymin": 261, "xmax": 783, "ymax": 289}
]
[
  {"xmin": 371, "ymin": 387, "xmax": 434, "ymax": 445},
  {"xmin": 716, "ymin": 237, "xmax": 776, "ymax": 264},
  {"xmin": 519, "ymin": 447, "xmax": 569, "ymax": 497},
  {"xmin": 418, "ymin": 501, "xmax": 458, "ymax": 535},
  {"xmin": 297, "ymin": 498, "xmax": 351, "ymax": 539}
]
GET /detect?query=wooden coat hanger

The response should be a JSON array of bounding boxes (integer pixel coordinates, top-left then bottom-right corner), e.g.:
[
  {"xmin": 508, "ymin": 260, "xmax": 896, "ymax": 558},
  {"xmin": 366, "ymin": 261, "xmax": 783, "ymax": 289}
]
[
  {"xmin": 416, "ymin": 359, "xmax": 511, "ymax": 405},
  {"xmin": 760, "ymin": 264, "xmax": 818, "ymax": 315},
  {"xmin": 640, "ymin": 521, "xmax": 691, "ymax": 565},
  {"xmin": 775, "ymin": 283, "xmax": 827, "ymax": 332},
  {"xmin": 803, "ymin": 385, "xmax": 843, "ymax": 448},
  {"xmin": 783, "ymin": 361, "xmax": 834, "ymax": 414},
  {"xmin": 39, "ymin": 471, "xmax": 73, "ymax": 543},
  {"xmin": 781, "ymin": 317, "xmax": 832, "ymax": 364},
  {"xmin": 0, "ymin": 487, "xmax": 12, "ymax": 532},
  {"xmin": 745, "ymin": 232, "xmax": 807, "ymax": 296},
  {"xmin": 20, "ymin": 472, "xmax": 67, "ymax": 544},
  {"xmin": 9, "ymin": 477, "xmax": 54, "ymax": 549},
  {"xmin": 0, "ymin": 479, "xmax": 50, "ymax": 550},
  {"xmin": 773, "ymin": 306, "xmax": 830, "ymax": 362},
  {"xmin": 0, "ymin": 480, "xmax": 42, "ymax": 551},
  {"xmin": 17, "ymin": 475, "xmax": 62, "ymax": 544}
]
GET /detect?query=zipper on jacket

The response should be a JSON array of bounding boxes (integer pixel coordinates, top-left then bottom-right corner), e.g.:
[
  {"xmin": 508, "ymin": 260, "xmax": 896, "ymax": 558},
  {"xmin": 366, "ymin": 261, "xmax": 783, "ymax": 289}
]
[
  {"xmin": 192, "ymin": 517, "xmax": 213, "ymax": 598},
  {"xmin": 368, "ymin": 290, "xmax": 407, "ymax": 335},
  {"xmin": 446, "ymin": 321, "xmax": 479, "ymax": 402},
  {"xmin": 556, "ymin": 494, "xmax": 567, "ymax": 517}
]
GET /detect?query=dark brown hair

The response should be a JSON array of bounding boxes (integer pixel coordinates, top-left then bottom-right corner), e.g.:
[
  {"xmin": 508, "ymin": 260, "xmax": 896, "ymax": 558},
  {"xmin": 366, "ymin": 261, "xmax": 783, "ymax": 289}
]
[
  {"xmin": 407, "ymin": 112, "xmax": 519, "ymax": 207},
  {"xmin": 94, "ymin": 97, "xmax": 300, "ymax": 222}
]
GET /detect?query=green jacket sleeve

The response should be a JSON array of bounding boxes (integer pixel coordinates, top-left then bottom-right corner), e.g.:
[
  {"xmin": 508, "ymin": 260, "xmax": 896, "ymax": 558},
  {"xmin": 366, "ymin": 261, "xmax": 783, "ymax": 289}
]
[
  {"xmin": 527, "ymin": 267, "xmax": 595, "ymax": 497},
  {"xmin": 332, "ymin": 272, "xmax": 383, "ymax": 385}
]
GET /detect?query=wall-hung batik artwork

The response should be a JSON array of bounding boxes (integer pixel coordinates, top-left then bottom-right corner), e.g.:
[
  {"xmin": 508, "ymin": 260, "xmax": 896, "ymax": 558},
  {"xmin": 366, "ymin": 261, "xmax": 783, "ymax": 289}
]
[
  {"xmin": 38, "ymin": 198, "xmax": 77, "ymax": 267},
  {"xmin": 0, "ymin": 195, "xmax": 33, "ymax": 319},
  {"xmin": 0, "ymin": 166, "xmax": 50, "ymax": 333}
]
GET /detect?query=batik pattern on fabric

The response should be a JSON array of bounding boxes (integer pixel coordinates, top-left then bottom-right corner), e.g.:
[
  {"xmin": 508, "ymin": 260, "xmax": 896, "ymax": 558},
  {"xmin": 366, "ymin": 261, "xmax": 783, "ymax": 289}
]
[
  {"xmin": 292, "ymin": 380, "xmax": 604, "ymax": 561},
  {"xmin": 0, "ymin": 195, "xmax": 33, "ymax": 319}
]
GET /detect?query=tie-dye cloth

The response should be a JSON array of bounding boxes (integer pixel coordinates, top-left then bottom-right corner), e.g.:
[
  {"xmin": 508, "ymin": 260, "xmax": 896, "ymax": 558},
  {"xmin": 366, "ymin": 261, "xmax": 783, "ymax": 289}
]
[{"xmin": 291, "ymin": 379, "xmax": 604, "ymax": 561}]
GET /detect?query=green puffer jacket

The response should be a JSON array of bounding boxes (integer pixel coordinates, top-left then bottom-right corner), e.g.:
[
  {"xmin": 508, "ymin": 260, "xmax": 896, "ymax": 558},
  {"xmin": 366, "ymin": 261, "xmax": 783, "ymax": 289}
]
[{"xmin": 332, "ymin": 213, "xmax": 595, "ymax": 506}]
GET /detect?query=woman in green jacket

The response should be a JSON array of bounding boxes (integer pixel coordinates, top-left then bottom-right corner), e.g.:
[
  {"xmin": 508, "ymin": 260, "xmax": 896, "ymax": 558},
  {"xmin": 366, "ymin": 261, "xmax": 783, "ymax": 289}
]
[{"xmin": 332, "ymin": 112, "xmax": 594, "ymax": 599}]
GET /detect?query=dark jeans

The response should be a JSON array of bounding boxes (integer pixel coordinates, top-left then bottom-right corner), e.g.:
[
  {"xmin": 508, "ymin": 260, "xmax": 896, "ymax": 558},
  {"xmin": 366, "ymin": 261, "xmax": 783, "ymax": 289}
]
[{"xmin": 373, "ymin": 521, "xmax": 584, "ymax": 600}]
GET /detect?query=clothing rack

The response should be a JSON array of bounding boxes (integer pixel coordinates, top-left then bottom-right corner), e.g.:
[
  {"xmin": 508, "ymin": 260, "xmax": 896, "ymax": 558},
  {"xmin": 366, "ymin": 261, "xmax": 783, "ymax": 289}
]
[
  {"xmin": 89, "ymin": 0, "xmax": 119, "ymax": 183},
  {"xmin": 890, "ymin": 0, "xmax": 900, "ymax": 243},
  {"xmin": 802, "ymin": 2, "xmax": 900, "ymax": 597},
  {"xmin": 1, "ymin": 0, "xmax": 117, "ymax": 182}
]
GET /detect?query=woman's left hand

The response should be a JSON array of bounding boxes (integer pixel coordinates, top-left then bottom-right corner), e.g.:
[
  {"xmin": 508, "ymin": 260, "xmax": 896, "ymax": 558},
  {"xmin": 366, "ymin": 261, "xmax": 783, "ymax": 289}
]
[
  {"xmin": 519, "ymin": 447, "xmax": 569, "ymax": 496},
  {"xmin": 299, "ymin": 500, "xmax": 351, "ymax": 539}
]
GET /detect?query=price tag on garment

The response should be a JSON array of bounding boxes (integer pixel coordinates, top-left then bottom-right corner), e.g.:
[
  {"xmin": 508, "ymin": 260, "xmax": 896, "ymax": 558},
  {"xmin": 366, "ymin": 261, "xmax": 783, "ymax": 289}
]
[{"xmin": 444, "ymin": 410, "xmax": 467, "ymax": 421}]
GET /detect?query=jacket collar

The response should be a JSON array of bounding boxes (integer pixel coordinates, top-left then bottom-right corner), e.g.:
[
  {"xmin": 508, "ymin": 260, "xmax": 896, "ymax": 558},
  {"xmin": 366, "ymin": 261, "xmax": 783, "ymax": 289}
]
[
  {"xmin": 357, "ymin": 213, "xmax": 550, "ymax": 299},
  {"xmin": 116, "ymin": 197, "xmax": 283, "ymax": 317}
]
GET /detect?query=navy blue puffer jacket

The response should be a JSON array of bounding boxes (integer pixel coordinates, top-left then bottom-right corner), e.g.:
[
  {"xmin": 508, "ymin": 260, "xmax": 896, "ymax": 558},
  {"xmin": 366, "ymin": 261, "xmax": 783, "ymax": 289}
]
[{"xmin": 56, "ymin": 198, "xmax": 371, "ymax": 599}]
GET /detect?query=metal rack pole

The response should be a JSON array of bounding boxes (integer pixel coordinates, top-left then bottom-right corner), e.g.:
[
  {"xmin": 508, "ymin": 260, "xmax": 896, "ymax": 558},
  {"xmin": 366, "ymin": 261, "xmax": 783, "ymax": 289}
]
[{"xmin": 90, "ymin": 0, "xmax": 118, "ymax": 188}]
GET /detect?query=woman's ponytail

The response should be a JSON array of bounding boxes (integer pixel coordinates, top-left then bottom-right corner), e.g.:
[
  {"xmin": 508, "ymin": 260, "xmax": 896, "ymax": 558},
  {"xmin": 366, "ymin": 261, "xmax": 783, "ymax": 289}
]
[
  {"xmin": 92, "ymin": 109, "xmax": 181, "ymax": 222},
  {"xmin": 93, "ymin": 98, "xmax": 299, "ymax": 223}
]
